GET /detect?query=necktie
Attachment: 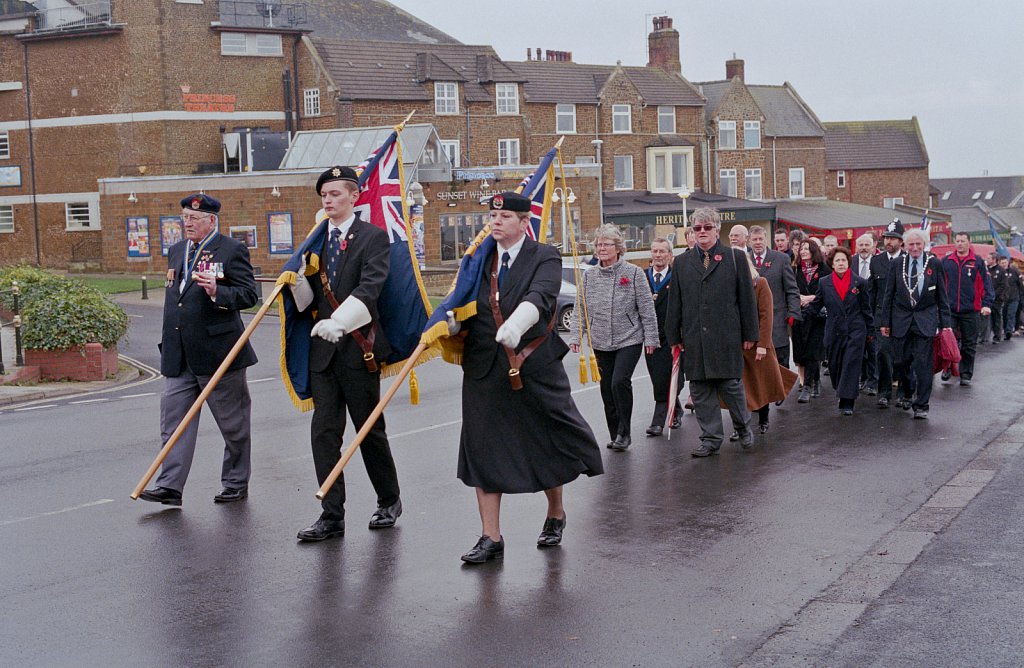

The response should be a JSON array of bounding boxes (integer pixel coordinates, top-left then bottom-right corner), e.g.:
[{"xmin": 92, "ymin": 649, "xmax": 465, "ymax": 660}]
[
  {"xmin": 860, "ymin": 259, "xmax": 869, "ymax": 279},
  {"xmin": 654, "ymin": 271, "xmax": 662, "ymax": 285},
  {"xmin": 327, "ymin": 228, "xmax": 342, "ymax": 283},
  {"xmin": 498, "ymin": 251, "xmax": 510, "ymax": 288},
  {"xmin": 187, "ymin": 242, "xmax": 197, "ymax": 270},
  {"xmin": 756, "ymin": 255, "xmax": 763, "ymax": 268},
  {"xmin": 182, "ymin": 242, "xmax": 197, "ymax": 292},
  {"xmin": 910, "ymin": 258, "xmax": 919, "ymax": 298},
  {"xmin": 702, "ymin": 251, "xmax": 710, "ymax": 270}
]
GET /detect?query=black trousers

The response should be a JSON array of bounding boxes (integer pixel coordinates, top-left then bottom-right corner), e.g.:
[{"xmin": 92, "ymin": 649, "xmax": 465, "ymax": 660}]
[
  {"xmin": 991, "ymin": 302, "xmax": 1004, "ymax": 341},
  {"xmin": 310, "ymin": 355, "xmax": 400, "ymax": 520},
  {"xmin": 874, "ymin": 328, "xmax": 897, "ymax": 399},
  {"xmin": 644, "ymin": 344, "xmax": 683, "ymax": 428},
  {"xmin": 893, "ymin": 330, "xmax": 935, "ymax": 411},
  {"xmin": 595, "ymin": 344, "xmax": 642, "ymax": 440},
  {"xmin": 775, "ymin": 344, "xmax": 791, "ymax": 370},
  {"xmin": 861, "ymin": 334, "xmax": 877, "ymax": 385},
  {"xmin": 951, "ymin": 311, "xmax": 979, "ymax": 379}
]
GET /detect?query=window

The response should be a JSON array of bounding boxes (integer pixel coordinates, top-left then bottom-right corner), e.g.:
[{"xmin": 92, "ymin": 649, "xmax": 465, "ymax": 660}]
[
  {"xmin": 612, "ymin": 104, "xmax": 631, "ymax": 133},
  {"xmin": 647, "ymin": 147, "xmax": 694, "ymax": 193},
  {"xmin": 744, "ymin": 169, "xmax": 762, "ymax": 200},
  {"xmin": 435, "ymin": 82, "xmax": 459, "ymax": 115},
  {"xmin": 883, "ymin": 197, "xmax": 905, "ymax": 209},
  {"xmin": 941, "ymin": 191, "xmax": 951, "ymax": 200},
  {"xmin": 0, "ymin": 131, "xmax": 8, "ymax": 159},
  {"xmin": 303, "ymin": 88, "xmax": 320, "ymax": 117},
  {"xmin": 789, "ymin": 168, "xmax": 805, "ymax": 199},
  {"xmin": 720, "ymin": 169, "xmax": 737, "ymax": 197},
  {"xmin": 658, "ymin": 106, "xmax": 676, "ymax": 134},
  {"xmin": 743, "ymin": 121, "xmax": 761, "ymax": 149},
  {"xmin": 575, "ymin": 156, "xmax": 595, "ymax": 164},
  {"xmin": 985, "ymin": 190, "xmax": 995, "ymax": 200},
  {"xmin": 65, "ymin": 202, "xmax": 95, "ymax": 230},
  {"xmin": 439, "ymin": 140, "xmax": 461, "ymax": 168},
  {"xmin": 718, "ymin": 120, "xmax": 736, "ymax": 149},
  {"xmin": 497, "ymin": 138, "xmax": 520, "ymax": 166},
  {"xmin": 495, "ymin": 83, "xmax": 518, "ymax": 115},
  {"xmin": 614, "ymin": 155, "xmax": 634, "ymax": 190},
  {"xmin": 220, "ymin": 32, "xmax": 282, "ymax": 57},
  {"xmin": 837, "ymin": 170, "xmax": 846, "ymax": 188},
  {"xmin": 556, "ymin": 103, "xmax": 576, "ymax": 133},
  {"xmin": 971, "ymin": 191, "xmax": 982, "ymax": 200},
  {"xmin": 0, "ymin": 205, "xmax": 12, "ymax": 233}
]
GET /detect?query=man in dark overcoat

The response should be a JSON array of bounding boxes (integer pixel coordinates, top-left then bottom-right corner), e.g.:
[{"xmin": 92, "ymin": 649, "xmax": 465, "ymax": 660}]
[
  {"xmin": 453, "ymin": 192, "xmax": 603, "ymax": 564},
  {"xmin": 289, "ymin": 166, "xmax": 402, "ymax": 542},
  {"xmin": 879, "ymin": 228, "xmax": 952, "ymax": 419},
  {"xmin": 643, "ymin": 237, "xmax": 683, "ymax": 437},
  {"xmin": 869, "ymin": 219, "xmax": 907, "ymax": 408},
  {"xmin": 140, "ymin": 193, "xmax": 259, "ymax": 507},
  {"xmin": 665, "ymin": 207, "xmax": 759, "ymax": 457}
]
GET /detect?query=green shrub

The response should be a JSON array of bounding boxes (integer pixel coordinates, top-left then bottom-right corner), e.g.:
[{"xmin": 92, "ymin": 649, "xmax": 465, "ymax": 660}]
[{"xmin": 0, "ymin": 265, "xmax": 64, "ymax": 313}]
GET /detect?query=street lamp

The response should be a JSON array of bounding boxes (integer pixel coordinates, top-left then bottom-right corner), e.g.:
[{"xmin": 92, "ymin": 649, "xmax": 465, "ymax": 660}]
[
  {"xmin": 677, "ymin": 185, "xmax": 691, "ymax": 244},
  {"xmin": 551, "ymin": 186, "xmax": 577, "ymax": 250},
  {"xmin": 592, "ymin": 138, "xmax": 604, "ymax": 227}
]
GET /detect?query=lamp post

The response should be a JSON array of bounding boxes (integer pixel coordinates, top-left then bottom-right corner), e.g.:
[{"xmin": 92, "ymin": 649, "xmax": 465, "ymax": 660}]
[
  {"xmin": 406, "ymin": 180, "xmax": 426, "ymax": 268},
  {"xmin": 551, "ymin": 186, "xmax": 577, "ymax": 251},
  {"xmin": 677, "ymin": 185, "xmax": 691, "ymax": 245},
  {"xmin": 592, "ymin": 138, "xmax": 604, "ymax": 227}
]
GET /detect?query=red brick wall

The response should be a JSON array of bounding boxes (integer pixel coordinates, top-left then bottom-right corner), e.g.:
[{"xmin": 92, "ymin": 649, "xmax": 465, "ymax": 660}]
[
  {"xmin": 24, "ymin": 342, "xmax": 118, "ymax": 381},
  {"xmin": 766, "ymin": 136, "xmax": 828, "ymax": 200},
  {"xmin": 828, "ymin": 167, "xmax": 929, "ymax": 208}
]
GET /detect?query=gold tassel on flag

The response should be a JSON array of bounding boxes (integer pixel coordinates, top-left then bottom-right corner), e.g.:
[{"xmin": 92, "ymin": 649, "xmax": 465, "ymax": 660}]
[
  {"xmin": 409, "ymin": 369, "xmax": 419, "ymax": 405},
  {"xmin": 578, "ymin": 354, "xmax": 588, "ymax": 383},
  {"xmin": 590, "ymin": 354, "xmax": 601, "ymax": 382}
]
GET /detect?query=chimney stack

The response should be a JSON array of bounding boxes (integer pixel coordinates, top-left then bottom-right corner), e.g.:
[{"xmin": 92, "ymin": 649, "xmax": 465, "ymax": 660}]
[
  {"xmin": 726, "ymin": 56, "xmax": 745, "ymax": 82},
  {"xmin": 647, "ymin": 16, "xmax": 680, "ymax": 73}
]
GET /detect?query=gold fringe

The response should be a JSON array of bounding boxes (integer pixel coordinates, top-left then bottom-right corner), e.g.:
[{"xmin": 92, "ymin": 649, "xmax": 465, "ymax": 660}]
[
  {"xmin": 408, "ymin": 369, "xmax": 419, "ymax": 405},
  {"xmin": 277, "ymin": 293, "xmax": 315, "ymax": 413},
  {"xmin": 578, "ymin": 354, "xmax": 588, "ymax": 384},
  {"xmin": 589, "ymin": 354, "xmax": 601, "ymax": 382},
  {"xmin": 380, "ymin": 344, "xmax": 440, "ymax": 379}
]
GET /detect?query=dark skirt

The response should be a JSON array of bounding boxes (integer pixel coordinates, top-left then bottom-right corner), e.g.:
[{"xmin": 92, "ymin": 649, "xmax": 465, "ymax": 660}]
[
  {"xmin": 458, "ymin": 358, "xmax": 604, "ymax": 494},
  {"xmin": 826, "ymin": 335, "xmax": 866, "ymax": 400},
  {"xmin": 792, "ymin": 313, "xmax": 826, "ymax": 364}
]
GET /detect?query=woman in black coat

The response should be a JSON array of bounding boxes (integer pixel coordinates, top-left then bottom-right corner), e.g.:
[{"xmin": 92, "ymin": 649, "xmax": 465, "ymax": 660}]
[
  {"xmin": 811, "ymin": 246, "xmax": 873, "ymax": 415},
  {"xmin": 792, "ymin": 240, "xmax": 831, "ymax": 403}
]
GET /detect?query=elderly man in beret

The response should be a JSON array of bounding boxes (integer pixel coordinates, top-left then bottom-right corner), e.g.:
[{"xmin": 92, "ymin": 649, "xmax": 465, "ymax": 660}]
[
  {"xmin": 288, "ymin": 166, "xmax": 402, "ymax": 542},
  {"xmin": 140, "ymin": 194, "xmax": 259, "ymax": 506}
]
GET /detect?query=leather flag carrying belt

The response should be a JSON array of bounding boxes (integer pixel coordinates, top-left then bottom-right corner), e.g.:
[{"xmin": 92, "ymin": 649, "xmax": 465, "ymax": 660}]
[
  {"xmin": 489, "ymin": 252, "xmax": 555, "ymax": 390},
  {"xmin": 317, "ymin": 267, "xmax": 379, "ymax": 373}
]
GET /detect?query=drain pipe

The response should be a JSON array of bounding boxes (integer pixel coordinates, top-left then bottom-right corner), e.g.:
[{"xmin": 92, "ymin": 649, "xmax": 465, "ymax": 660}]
[{"xmin": 22, "ymin": 42, "xmax": 40, "ymax": 266}]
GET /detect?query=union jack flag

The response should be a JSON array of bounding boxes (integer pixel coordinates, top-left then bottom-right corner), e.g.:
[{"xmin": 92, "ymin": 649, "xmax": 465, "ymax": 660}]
[
  {"xmin": 354, "ymin": 134, "xmax": 407, "ymax": 243},
  {"xmin": 515, "ymin": 146, "xmax": 558, "ymax": 241}
]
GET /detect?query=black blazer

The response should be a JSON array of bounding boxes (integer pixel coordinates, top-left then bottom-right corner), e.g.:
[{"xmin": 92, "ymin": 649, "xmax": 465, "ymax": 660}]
[
  {"xmin": 869, "ymin": 251, "xmax": 904, "ymax": 322},
  {"xmin": 306, "ymin": 216, "xmax": 392, "ymax": 373},
  {"xmin": 795, "ymin": 262, "xmax": 831, "ymax": 320},
  {"xmin": 646, "ymin": 265, "xmax": 674, "ymax": 346},
  {"xmin": 880, "ymin": 254, "xmax": 951, "ymax": 338},
  {"xmin": 160, "ymin": 234, "xmax": 259, "ymax": 377},
  {"xmin": 462, "ymin": 238, "xmax": 566, "ymax": 380},
  {"xmin": 813, "ymin": 272, "xmax": 873, "ymax": 346}
]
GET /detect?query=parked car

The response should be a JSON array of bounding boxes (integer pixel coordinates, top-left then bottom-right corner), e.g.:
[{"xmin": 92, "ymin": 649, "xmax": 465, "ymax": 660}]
[{"xmin": 556, "ymin": 280, "xmax": 576, "ymax": 331}]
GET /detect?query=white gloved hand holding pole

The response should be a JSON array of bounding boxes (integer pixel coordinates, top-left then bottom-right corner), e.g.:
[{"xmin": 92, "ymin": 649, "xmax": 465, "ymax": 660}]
[
  {"xmin": 446, "ymin": 310, "xmax": 460, "ymax": 336},
  {"xmin": 289, "ymin": 253, "xmax": 314, "ymax": 311},
  {"xmin": 311, "ymin": 296, "xmax": 371, "ymax": 344},
  {"xmin": 495, "ymin": 302, "xmax": 540, "ymax": 349}
]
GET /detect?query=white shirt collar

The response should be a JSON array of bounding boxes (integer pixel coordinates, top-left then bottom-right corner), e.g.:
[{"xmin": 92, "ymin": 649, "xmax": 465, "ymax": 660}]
[
  {"xmin": 328, "ymin": 214, "xmax": 356, "ymax": 238},
  {"xmin": 498, "ymin": 234, "xmax": 527, "ymax": 267}
]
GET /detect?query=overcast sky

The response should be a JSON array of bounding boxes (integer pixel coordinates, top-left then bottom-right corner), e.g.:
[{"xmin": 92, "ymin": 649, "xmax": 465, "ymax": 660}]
[{"xmin": 393, "ymin": 0, "xmax": 1022, "ymax": 179}]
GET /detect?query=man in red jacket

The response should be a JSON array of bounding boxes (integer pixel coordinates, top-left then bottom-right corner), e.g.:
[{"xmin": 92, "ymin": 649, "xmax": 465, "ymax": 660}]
[{"xmin": 940, "ymin": 232, "xmax": 994, "ymax": 386}]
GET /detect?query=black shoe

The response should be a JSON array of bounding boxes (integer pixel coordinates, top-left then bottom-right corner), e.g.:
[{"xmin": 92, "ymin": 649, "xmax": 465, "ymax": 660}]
[
  {"xmin": 842, "ymin": 409, "xmax": 854, "ymax": 416},
  {"xmin": 537, "ymin": 515, "xmax": 566, "ymax": 547},
  {"xmin": 670, "ymin": 415, "xmax": 682, "ymax": 429},
  {"xmin": 297, "ymin": 517, "xmax": 345, "ymax": 542},
  {"xmin": 798, "ymin": 386, "xmax": 811, "ymax": 403},
  {"xmin": 691, "ymin": 443, "xmax": 719, "ymax": 457},
  {"xmin": 610, "ymin": 435, "xmax": 631, "ymax": 451},
  {"xmin": 605, "ymin": 439, "xmax": 617, "ymax": 449},
  {"xmin": 759, "ymin": 422, "xmax": 770, "ymax": 434},
  {"xmin": 738, "ymin": 431, "xmax": 753, "ymax": 450},
  {"xmin": 897, "ymin": 397, "xmax": 912, "ymax": 410},
  {"xmin": 940, "ymin": 368, "xmax": 952, "ymax": 381},
  {"xmin": 877, "ymin": 396, "xmax": 889, "ymax": 409},
  {"xmin": 811, "ymin": 381, "xmax": 821, "ymax": 398},
  {"xmin": 1005, "ymin": 332, "xmax": 1013, "ymax": 341},
  {"xmin": 646, "ymin": 425, "xmax": 663, "ymax": 437},
  {"xmin": 729, "ymin": 430, "xmax": 741, "ymax": 442},
  {"xmin": 213, "ymin": 487, "xmax": 247, "ymax": 503},
  {"xmin": 960, "ymin": 378, "xmax": 972, "ymax": 387},
  {"xmin": 461, "ymin": 535, "xmax": 504, "ymax": 564},
  {"xmin": 913, "ymin": 409, "xmax": 929, "ymax": 420},
  {"xmin": 775, "ymin": 399, "xmax": 784, "ymax": 406},
  {"xmin": 368, "ymin": 499, "xmax": 402, "ymax": 529},
  {"xmin": 862, "ymin": 383, "xmax": 877, "ymax": 396},
  {"xmin": 139, "ymin": 487, "xmax": 182, "ymax": 506},
  {"xmin": 823, "ymin": 367, "xmax": 830, "ymax": 376},
  {"xmin": 992, "ymin": 339, "xmax": 999, "ymax": 345}
]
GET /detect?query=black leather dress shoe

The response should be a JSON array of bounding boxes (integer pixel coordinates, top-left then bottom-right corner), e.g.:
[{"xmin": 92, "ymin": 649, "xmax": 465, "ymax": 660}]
[
  {"xmin": 960, "ymin": 378, "xmax": 972, "ymax": 386},
  {"xmin": 139, "ymin": 487, "xmax": 182, "ymax": 506},
  {"xmin": 729, "ymin": 430, "xmax": 740, "ymax": 441},
  {"xmin": 737, "ymin": 431, "xmax": 753, "ymax": 450},
  {"xmin": 537, "ymin": 515, "xmax": 566, "ymax": 547},
  {"xmin": 759, "ymin": 422, "xmax": 770, "ymax": 434},
  {"xmin": 610, "ymin": 435, "xmax": 631, "ymax": 451},
  {"xmin": 913, "ymin": 409, "xmax": 929, "ymax": 420},
  {"xmin": 862, "ymin": 383, "xmax": 877, "ymax": 396},
  {"xmin": 461, "ymin": 535, "xmax": 504, "ymax": 564},
  {"xmin": 213, "ymin": 487, "xmax": 247, "ymax": 503},
  {"xmin": 646, "ymin": 425, "xmax": 663, "ymax": 437},
  {"xmin": 670, "ymin": 415, "xmax": 682, "ymax": 429},
  {"xmin": 368, "ymin": 499, "xmax": 402, "ymax": 529},
  {"xmin": 691, "ymin": 443, "xmax": 719, "ymax": 457},
  {"xmin": 896, "ymin": 397, "xmax": 912, "ymax": 410},
  {"xmin": 297, "ymin": 517, "xmax": 345, "ymax": 542},
  {"xmin": 940, "ymin": 368, "xmax": 952, "ymax": 381},
  {"xmin": 877, "ymin": 396, "xmax": 889, "ymax": 408},
  {"xmin": 842, "ymin": 409, "xmax": 854, "ymax": 416},
  {"xmin": 798, "ymin": 386, "xmax": 811, "ymax": 403}
]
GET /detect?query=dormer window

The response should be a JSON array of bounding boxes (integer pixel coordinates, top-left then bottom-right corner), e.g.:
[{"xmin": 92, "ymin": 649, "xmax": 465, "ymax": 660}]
[
  {"xmin": 435, "ymin": 82, "xmax": 459, "ymax": 115},
  {"xmin": 496, "ymin": 83, "xmax": 519, "ymax": 115}
]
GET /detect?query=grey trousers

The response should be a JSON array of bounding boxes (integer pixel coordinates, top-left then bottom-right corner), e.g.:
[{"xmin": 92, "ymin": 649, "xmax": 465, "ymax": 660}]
[
  {"xmin": 689, "ymin": 378, "xmax": 751, "ymax": 449},
  {"xmin": 156, "ymin": 367, "xmax": 252, "ymax": 492}
]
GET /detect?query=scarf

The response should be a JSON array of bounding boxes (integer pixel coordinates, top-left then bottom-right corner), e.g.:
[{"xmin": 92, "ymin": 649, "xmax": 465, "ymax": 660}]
[{"xmin": 832, "ymin": 270, "xmax": 851, "ymax": 301}]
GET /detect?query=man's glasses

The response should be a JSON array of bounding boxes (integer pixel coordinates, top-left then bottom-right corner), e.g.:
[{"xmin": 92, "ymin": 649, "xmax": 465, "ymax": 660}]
[{"xmin": 691, "ymin": 224, "xmax": 716, "ymax": 232}]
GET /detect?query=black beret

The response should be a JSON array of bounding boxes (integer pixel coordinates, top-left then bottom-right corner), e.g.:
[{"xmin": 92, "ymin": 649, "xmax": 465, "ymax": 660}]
[
  {"xmin": 180, "ymin": 193, "xmax": 220, "ymax": 214},
  {"xmin": 489, "ymin": 191, "xmax": 532, "ymax": 213},
  {"xmin": 882, "ymin": 218, "xmax": 905, "ymax": 239},
  {"xmin": 316, "ymin": 165, "xmax": 359, "ymax": 194}
]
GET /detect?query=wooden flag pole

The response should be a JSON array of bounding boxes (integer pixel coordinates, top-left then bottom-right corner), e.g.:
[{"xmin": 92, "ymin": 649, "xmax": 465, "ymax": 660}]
[
  {"xmin": 316, "ymin": 341, "xmax": 428, "ymax": 500},
  {"xmin": 130, "ymin": 283, "xmax": 285, "ymax": 500}
]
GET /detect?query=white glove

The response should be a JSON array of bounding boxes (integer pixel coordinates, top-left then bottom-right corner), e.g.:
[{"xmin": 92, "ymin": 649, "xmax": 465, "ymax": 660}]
[
  {"xmin": 446, "ymin": 310, "xmax": 460, "ymax": 336},
  {"xmin": 495, "ymin": 302, "xmax": 540, "ymax": 349},
  {"xmin": 289, "ymin": 254, "xmax": 314, "ymax": 311},
  {"xmin": 311, "ymin": 296, "xmax": 371, "ymax": 344},
  {"xmin": 311, "ymin": 318, "xmax": 345, "ymax": 343}
]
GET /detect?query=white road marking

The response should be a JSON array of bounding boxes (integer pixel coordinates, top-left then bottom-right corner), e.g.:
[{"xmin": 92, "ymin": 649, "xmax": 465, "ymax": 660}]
[
  {"xmin": 14, "ymin": 404, "xmax": 56, "ymax": 411},
  {"xmin": 0, "ymin": 499, "xmax": 114, "ymax": 527},
  {"xmin": 390, "ymin": 419, "xmax": 463, "ymax": 439},
  {"xmin": 70, "ymin": 398, "xmax": 109, "ymax": 405},
  {"xmin": 120, "ymin": 392, "xmax": 157, "ymax": 399},
  {"xmin": 248, "ymin": 378, "xmax": 275, "ymax": 384}
]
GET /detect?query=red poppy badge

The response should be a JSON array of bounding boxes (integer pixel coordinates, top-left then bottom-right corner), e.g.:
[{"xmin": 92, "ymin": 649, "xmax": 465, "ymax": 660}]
[
  {"xmin": 926, "ymin": 268, "xmax": 932, "ymax": 276},
  {"xmin": 714, "ymin": 254, "xmax": 722, "ymax": 261},
  {"xmin": 619, "ymin": 276, "xmax": 630, "ymax": 285}
]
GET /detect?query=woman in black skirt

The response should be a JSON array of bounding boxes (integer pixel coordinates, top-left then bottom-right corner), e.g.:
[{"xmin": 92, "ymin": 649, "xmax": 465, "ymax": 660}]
[{"xmin": 792, "ymin": 240, "xmax": 831, "ymax": 403}]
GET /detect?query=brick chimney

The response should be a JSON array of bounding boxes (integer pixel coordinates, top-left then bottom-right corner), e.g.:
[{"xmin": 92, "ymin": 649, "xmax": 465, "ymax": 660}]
[
  {"xmin": 647, "ymin": 16, "xmax": 680, "ymax": 73},
  {"xmin": 726, "ymin": 56, "xmax": 745, "ymax": 82}
]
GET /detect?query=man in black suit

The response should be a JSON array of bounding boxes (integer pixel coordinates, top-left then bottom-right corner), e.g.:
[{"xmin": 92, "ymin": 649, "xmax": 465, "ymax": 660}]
[
  {"xmin": 289, "ymin": 166, "xmax": 402, "ymax": 542},
  {"xmin": 456, "ymin": 192, "xmax": 602, "ymax": 564},
  {"xmin": 643, "ymin": 238, "xmax": 683, "ymax": 437},
  {"xmin": 880, "ymin": 228, "xmax": 952, "ymax": 419},
  {"xmin": 851, "ymin": 233, "xmax": 878, "ymax": 393},
  {"xmin": 869, "ymin": 220, "xmax": 907, "ymax": 408},
  {"xmin": 140, "ymin": 194, "xmax": 259, "ymax": 506}
]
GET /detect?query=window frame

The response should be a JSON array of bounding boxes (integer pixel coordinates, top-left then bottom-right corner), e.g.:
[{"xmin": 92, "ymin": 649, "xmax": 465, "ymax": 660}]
[
  {"xmin": 497, "ymin": 138, "xmax": 520, "ymax": 166},
  {"xmin": 788, "ymin": 168, "xmax": 805, "ymax": 199},
  {"xmin": 883, "ymin": 196, "xmax": 905, "ymax": 209},
  {"xmin": 744, "ymin": 168, "xmax": 762, "ymax": 200},
  {"xmin": 718, "ymin": 120, "xmax": 737, "ymax": 149},
  {"xmin": 657, "ymin": 106, "xmax": 676, "ymax": 134},
  {"xmin": 65, "ymin": 202, "xmax": 97, "ymax": 231},
  {"xmin": 0, "ymin": 131, "xmax": 9, "ymax": 159},
  {"xmin": 495, "ymin": 83, "xmax": 519, "ymax": 115},
  {"xmin": 439, "ymin": 139, "xmax": 461, "ymax": 168},
  {"xmin": 435, "ymin": 82, "xmax": 459, "ymax": 115},
  {"xmin": 720, "ymin": 168, "xmax": 737, "ymax": 198},
  {"xmin": 613, "ymin": 155, "xmax": 634, "ymax": 190},
  {"xmin": 743, "ymin": 120, "xmax": 761, "ymax": 149},
  {"xmin": 220, "ymin": 32, "xmax": 282, "ymax": 57},
  {"xmin": 646, "ymin": 146, "xmax": 694, "ymax": 193},
  {"xmin": 555, "ymin": 103, "xmax": 576, "ymax": 134},
  {"xmin": 303, "ymin": 88, "xmax": 320, "ymax": 117},
  {"xmin": 837, "ymin": 170, "xmax": 846, "ymax": 189},
  {"xmin": 612, "ymin": 104, "xmax": 632, "ymax": 134},
  {"xmin": 0, "ymin": 204, "xmax": 13, "ymax": 233}
]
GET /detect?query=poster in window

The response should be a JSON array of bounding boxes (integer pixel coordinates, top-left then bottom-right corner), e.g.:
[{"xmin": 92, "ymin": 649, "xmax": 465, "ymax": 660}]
[
  {"xmin": 160, "ymin": 215, "xmax": 183, "ymax": 256},
  {"xmin": 267, "ymin": 212, "xmax": 293, "ymax": 254},
  {"xmin": 229, "ymin": 225, "xmax": 257, "ymax": 248},
  {"xmin": 0, "ymin": 166, "xmax": 22, "ymax": 187},
  {"xmin": 126, "ymin": 216, "xmax": 151, "ymax": 258}
]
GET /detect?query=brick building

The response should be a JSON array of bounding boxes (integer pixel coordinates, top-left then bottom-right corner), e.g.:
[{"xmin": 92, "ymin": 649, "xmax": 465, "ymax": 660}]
[
  {"xmin": 824, "ymin": 118, "xmax": 930, "ymax": 208},
  {"xmin": 930, "ymin": 175, "xmax": 1024, "ymax": 244}
]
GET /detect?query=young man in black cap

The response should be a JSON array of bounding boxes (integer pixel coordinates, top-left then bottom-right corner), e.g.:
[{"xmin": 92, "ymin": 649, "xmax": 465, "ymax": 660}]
[
  {"xmin": 141, "ymin": 193, "xmax": 259, "ymax": 506},
  {"xmin": 289, "ymin": 166, "xmax": 402, "ymax": 542},
  {"xmin": 869, "ymin": 219, "xmax": 907, "ymax": 408},
  {"xmin": 452, "ymin": 191, "xmax": 603, "ymax": 564}
]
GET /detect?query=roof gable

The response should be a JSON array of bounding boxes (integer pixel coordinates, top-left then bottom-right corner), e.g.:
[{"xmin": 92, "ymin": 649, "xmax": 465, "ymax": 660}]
[
  {"xmin": 696, "ymin": 80, "xmax": 823, "ymax": 137},
  {"xmin": 824, "ymin": 118, "xmax": 929, "ymax": 170},
  {"xmin": 510, "ymin": 60, "xmax": 704, "ymax": 106},
  {"xmin": 930, "ymin": 175, "xmax": 1024, "ymax": 209}
]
